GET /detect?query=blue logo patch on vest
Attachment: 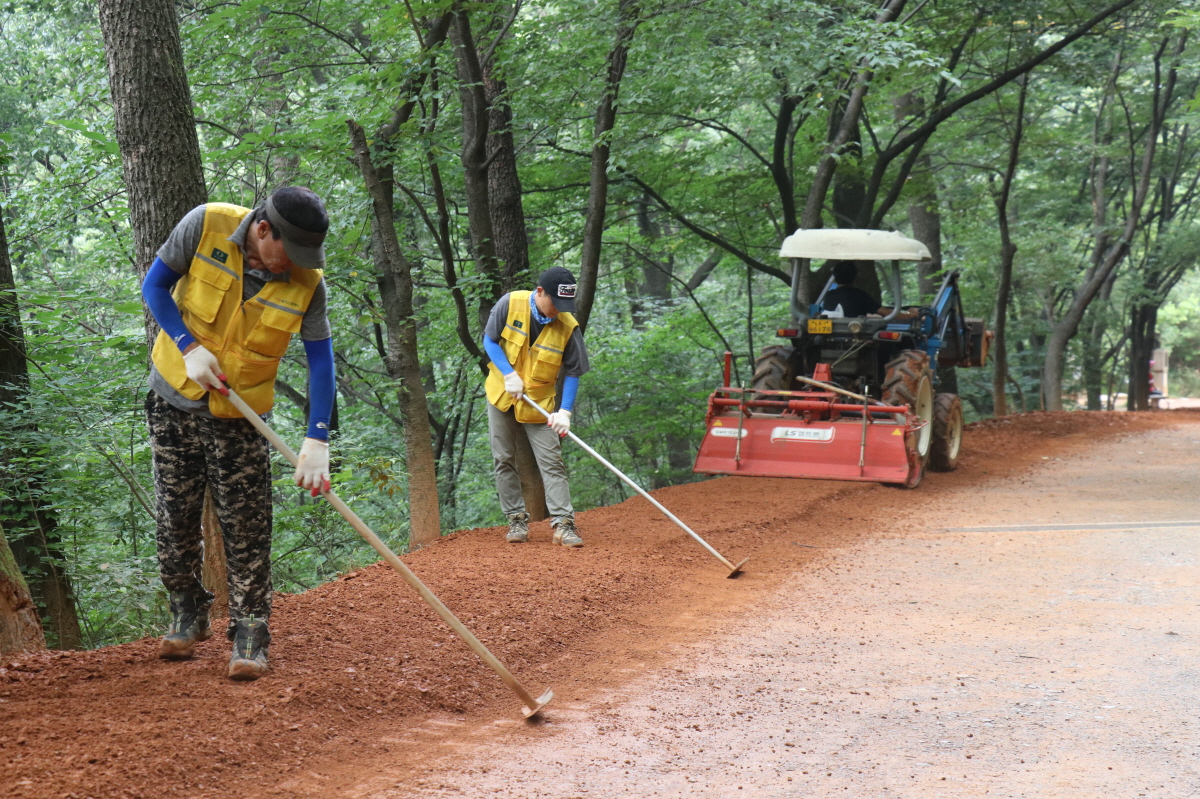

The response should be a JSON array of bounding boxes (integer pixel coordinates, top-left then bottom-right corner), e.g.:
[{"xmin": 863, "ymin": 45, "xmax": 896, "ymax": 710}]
[
  {"xmin": 211, "ymin": 248, "xmax": 228, "ymax": 263},
  {"xmin": 513, "ymin": 320, "xmax": 523, "ymax": 328}
]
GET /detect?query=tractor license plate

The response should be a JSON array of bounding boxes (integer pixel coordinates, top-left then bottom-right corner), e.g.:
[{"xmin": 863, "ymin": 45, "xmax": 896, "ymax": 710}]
[{"xmin": 807, "ymin": 319, "xmax": 832, "ymax": 334}]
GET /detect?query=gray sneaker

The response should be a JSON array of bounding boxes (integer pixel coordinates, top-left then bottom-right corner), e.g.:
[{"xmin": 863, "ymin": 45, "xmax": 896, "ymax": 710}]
[
  {"xmin": 505, "ymin": 512, "xmax": 530, "ymax": 543},
  {"xmin": 227, "ymin": 617, "xmax": 270, "ymax": 681},
  {"xmin": 158, "ymin": 590, "xmax": 214, "ymax": 660},
  {"xmin": 551, "ymin": 518, "xmax": 584, "ymax": 548}
]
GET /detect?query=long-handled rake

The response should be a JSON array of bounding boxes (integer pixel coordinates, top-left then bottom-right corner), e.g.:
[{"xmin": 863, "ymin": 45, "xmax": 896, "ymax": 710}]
[
  {"xmin": 225, "ymin": 387, "xmax": 553, "ymax": 718},
  {"xmin": 521, "ymin": 395, "xmax": 748, "ymax": 577}
]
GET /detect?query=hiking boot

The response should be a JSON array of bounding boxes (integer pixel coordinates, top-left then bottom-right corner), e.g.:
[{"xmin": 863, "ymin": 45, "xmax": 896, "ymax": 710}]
[
  {"xmin": 505, "ymin": 512, "xmax": 530, "ymax": 543},
  {"xmin": 551, "ymin": 518, "xmax": 584, "ymax": 548},
  {"xmin": 158, "ymin": 590, "xmax": 214, "ymax": 660},
  {"xmin": 227, "ymin": 617, "xmax": 271, "ymax": 681}
]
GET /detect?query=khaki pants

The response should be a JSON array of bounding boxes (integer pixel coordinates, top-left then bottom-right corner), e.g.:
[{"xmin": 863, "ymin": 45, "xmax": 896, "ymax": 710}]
[{"xmin": 487, "ymin": 402, "xmax": 573, "ymax": 522}]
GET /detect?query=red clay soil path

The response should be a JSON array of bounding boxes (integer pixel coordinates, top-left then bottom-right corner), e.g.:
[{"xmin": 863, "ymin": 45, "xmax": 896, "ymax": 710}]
[{"xmin": 1, "ymin": 411, "xmax": 1196, "ymax": 798}]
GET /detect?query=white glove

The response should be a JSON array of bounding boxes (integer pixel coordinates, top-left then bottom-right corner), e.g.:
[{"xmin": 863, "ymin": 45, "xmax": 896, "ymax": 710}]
[
  {"xmin": 503, "ymin": 371, "xmax": 524, "ymax": 399},
  {"xmin": 183, "ymin": 344, "xmax": 228, "ymax": 394},
  {"xmin": 547, "ymin": 409, "xmax": 571, "ymax": 437},
  {"xmin": 294, "ymin": 437, "xmax": 330, "ymax": 497}
]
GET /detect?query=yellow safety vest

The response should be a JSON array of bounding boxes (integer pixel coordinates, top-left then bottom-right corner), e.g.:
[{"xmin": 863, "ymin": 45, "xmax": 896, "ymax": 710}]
[
  {"xmin": 485, "ymin": 290, "xmax": 579, "ymax": 423},
  {"xmin": 150, "ymin": 203, "xmax": 322, "ymax": 418}
]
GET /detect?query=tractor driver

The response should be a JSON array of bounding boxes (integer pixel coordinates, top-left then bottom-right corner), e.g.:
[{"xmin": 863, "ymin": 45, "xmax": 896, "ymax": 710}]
[
  {"xmin": 822, "ymin": 261, "xmax": 916, "ymax": 320},
  {"xmin": 822, "ymin": 261, "xmax": 882, "ymax": 317}
]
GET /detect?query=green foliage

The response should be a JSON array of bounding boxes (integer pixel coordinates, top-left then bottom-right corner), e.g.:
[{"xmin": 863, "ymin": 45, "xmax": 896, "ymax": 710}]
[{"xmin": 0, "ymin": 0, "xmax": 1194, "ymax": 649}]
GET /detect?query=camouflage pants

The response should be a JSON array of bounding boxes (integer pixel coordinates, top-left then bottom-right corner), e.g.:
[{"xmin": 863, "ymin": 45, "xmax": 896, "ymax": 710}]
[{"xmin": 145, "ymin": 390, "xmax": 272, "ymax": 627}]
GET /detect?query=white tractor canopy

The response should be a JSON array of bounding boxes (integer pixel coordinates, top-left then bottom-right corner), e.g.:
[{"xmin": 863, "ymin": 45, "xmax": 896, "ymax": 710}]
[{"xmin": 779, "ymin": 228, "xmax": 932, "ymax": 262}]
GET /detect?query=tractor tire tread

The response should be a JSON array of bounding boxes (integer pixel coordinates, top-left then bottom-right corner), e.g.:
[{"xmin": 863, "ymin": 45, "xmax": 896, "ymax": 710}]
[
  {"xmin": 929, "ymin": 392, "xmax": 963, "ymax": 472},
  {"xmin": 751, "ymin": 345, "xmax": 794, "ymax": 393},
  {"xmin": 882, "ymin": 350, "xmax": 933, "ymax": 469}
]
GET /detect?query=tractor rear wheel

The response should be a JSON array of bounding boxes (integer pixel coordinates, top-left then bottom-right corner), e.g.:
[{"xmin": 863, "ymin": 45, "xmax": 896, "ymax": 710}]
[
  {"xmin": 882, "ymin": 350, "xmax": 934, "ymax": 465},
  {"xmin": 929, "ymin": 393, "xmax": 963, "ymax": 472},
  {"xmin": 751, "ymin": 346, "xmax": 794, "ymax": 411}
]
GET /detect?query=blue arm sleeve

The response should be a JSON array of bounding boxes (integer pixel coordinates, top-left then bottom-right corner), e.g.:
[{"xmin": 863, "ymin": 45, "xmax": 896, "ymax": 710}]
[
  {"xmin": 304, "ymin": 337, "xmax": 336, "ymax": 441},
  {"xmin": 142, "ymin": 257, "xmax": 195, "ymax": 353},
  {"xmin": 560, "ymin": 376, "xmax": 579, "ymax": 412},
  {"xmin": 483, "ymin": 335, "xmax": 513, "ymax": 374}
]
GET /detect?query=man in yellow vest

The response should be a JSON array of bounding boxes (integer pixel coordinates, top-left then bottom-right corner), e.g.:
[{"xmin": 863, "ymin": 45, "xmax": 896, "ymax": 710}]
[
  {"xmin": 140, "ymin": 187, "xmax": 336, "ymax": 680},
  {"xmin": 483, "ymin": 267, "xmax": 590, "ymax": 547}
]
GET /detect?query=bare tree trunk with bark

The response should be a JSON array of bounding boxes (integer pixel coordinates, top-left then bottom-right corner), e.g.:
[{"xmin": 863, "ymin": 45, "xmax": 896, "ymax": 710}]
[
  {"xmin": 348, "ymin": 122, "xmax": 442, "ymax": 548},
  {"xmin": 0, "ymin": 216, "xmax": 54, "ymax": 652},
  {"xmin": 575, "ymin": 0, "xmax": 641, "ymax": 331},
  {"xmin": 484, "ymin": 66, "xmax": 531, "ymax": 290},
  {"xmin": 97, "ymin": 0, "xmax": 224, "ymax": 606},
  {"xmin": 0, "ymin": 534, "xmax": 43, "ymax": 655},
  {"xmin": 98, "ymin": 0, "xmax": 207, "ymax": 351},
  {"xmin": 792, "ymin": 0, "xmax": 907, "ymax": 305},
  {"xmin": 450, "ymin": 9, "xmax": 504, "ymax": 330},
  {"xmin": 990, "ymin": 78, "xmax": 1028, "ymax": 417},
  {"xmin": 448, "ymin": 6, "xmax": 550, "ymax": 518},
  {"xmin": 0, "ymin": 203, "xmax": 82, "ymax": 649}
]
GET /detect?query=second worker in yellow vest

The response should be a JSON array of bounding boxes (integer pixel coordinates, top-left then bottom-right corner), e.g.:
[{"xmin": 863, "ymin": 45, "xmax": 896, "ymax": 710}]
[{"xmin": 483, "ymin": 267, "xmax": 591, "ymax": 547}]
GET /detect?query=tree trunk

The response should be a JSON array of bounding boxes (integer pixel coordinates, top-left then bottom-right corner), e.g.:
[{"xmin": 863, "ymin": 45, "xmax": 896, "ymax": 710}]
[
  {"xmin": 575, "ymin": 0, "xmax": 640, "ymax": 331},
  {"xmin": 990, "ymin": 77, "xmax": 1028, "ymax": 417},
  {"xmin": 448, "ymin": 8, "xmax": 546, "ymax": 519},
  {"xmin": 626, "ymin": 193, "xmax": 674, "ymax": 328},
  {"xmin": 0, "ymin": 533, "xmax": 43, "ymax": 655},
  {"xmin": 484, "ymin": 67, "xmax": 531, "ymax": 291},
  {"xmin": 449, "ymin": 9, "xmax": 504, "ymax": 330},
  {"xmin": 1126, "ymin": 304, "xmax": 1156, "ymax": 411},
  {"xmin": 1082, "ymin": 270, "xmax": 1118, "ymax": 411},
  {"xmin": 97, "ymin": 0, "xmax": 227, "ymax": 604},
  {"xmin": 482, "ymin": 58, "xmax": 547, "ymax": 520},
  {"xmin": 348, "ymin": 122, "xmax": 442, "ymax": 548},
  {"xmin": 906, "ymin": 157, "xmax": 942, "ymax": 302},
  {"xmin": 887, "ymin": 42, "xmax": 939, "ymax": 272},
  {"xmin": 626, "ymin": 195, "xmax": 692, "ymax": 488},
  {"xmin": 0, "ymin": 205, "xmax": 83, "ymax": 649},
  {"xmin": 97, "ymin": 0, "xmax": 207, "ymax": 350},
  {"xmin": 794, "ymin": 0, "xmax": 907, "ymax": 304},
  {"xmin": 200, "ymin": 488, "xmax": 229, "ymax": 619}
]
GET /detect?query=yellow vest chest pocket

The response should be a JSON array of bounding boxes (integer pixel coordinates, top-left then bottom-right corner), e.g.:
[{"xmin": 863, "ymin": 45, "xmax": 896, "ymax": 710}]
[
  {"xmin": 528, "ymin": 345, "xmax": 564, "ymax": 385},
  {"xmin": 185, "ymin": 262, "xmax": 236, "ymax": 324},
  {"xmin": 244, "ymin": 303, "xmax": 303, "ymax": 358},
  {"xmin": 499, "ymin": 324, "xmax": 528, "ymax": 361}
]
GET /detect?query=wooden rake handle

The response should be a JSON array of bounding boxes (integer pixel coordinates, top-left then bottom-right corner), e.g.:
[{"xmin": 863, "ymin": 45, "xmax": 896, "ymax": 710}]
[{"xmin": 225, "ymin": 387, "xmax": 552, "ymax": 718}]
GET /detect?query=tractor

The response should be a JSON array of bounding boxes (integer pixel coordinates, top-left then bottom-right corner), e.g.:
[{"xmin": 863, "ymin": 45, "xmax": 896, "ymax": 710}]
[{"xmin": 693, "ymin": 228, "xmax": 990, "ymax": 488}]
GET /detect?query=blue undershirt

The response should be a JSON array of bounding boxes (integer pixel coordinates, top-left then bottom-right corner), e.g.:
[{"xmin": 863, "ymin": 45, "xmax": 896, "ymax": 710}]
[{"xmin": 141, "ymin": 256, "xmax": 335, "ymax": 440}]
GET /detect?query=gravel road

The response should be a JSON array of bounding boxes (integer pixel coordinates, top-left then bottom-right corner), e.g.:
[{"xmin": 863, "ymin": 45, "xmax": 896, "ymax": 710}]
[{"xmin": 374, "ymin": 425, "xmax": 1200, "ymax": 798}]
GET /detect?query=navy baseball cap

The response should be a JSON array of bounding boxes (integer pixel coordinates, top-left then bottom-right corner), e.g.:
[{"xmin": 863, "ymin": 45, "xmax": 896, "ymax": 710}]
[
  {"xmin": 265, "ymin": 187, "xmax": 329, "ymax": 269},
  {"xmin": 538, "ymin": 266, "xmax": 578, "ymax": 313}
]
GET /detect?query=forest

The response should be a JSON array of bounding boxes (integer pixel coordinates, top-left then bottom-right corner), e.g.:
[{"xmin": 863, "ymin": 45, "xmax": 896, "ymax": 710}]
[{"xmin": 0, "ymin": 0, "xmax": 1196, "ymax": 652}]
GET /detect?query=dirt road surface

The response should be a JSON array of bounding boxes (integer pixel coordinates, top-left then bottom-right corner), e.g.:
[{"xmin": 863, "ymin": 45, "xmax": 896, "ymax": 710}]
[{"xmin": 3, "ymin": 411, "xmax": 1197, "ymax": 798}]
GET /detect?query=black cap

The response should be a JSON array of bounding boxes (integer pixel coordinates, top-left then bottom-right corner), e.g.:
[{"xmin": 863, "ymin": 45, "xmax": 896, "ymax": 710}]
[
  {"xmin": 265, "ymin": 187, "xmax": 329, "ymax": 269},
  {"xmin": 537, "ymin": 266, "xmax": 578, "ymax": 313}
]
